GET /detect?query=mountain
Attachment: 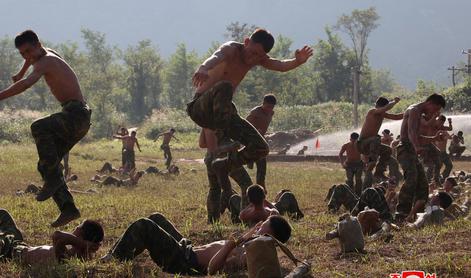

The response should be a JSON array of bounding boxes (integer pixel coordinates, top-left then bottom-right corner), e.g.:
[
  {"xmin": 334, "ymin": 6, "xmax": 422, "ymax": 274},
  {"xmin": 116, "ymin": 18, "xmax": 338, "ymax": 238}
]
[{"xmin": 1, "ymin": 0, "xmax": 471, "ymax": 88}]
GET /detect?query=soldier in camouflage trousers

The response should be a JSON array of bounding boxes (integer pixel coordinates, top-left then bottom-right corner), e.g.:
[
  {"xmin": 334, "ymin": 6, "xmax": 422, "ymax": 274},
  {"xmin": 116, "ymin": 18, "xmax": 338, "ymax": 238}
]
[
  {"xmin": 31, "ymin": 100, "xmax": 91, "ymax": 226},
  {"xmin": 326, "ymin": 184, "xmax": 359, "ymax": 213},
  {"xmin": 187, "ymin": 81, "xmax": 269, "ymax": 176},
  {"xmin": 204, "ymin": 131, "xmax": 253, "ymax": 223},
  {"xmin": 107, "ymin": 213, "xmax": 204, "ymax": 275},
  {"xmin": 351, "ymin": 185, "xmax": 392, "ymax": 222},
  {"xmin": 0, "ymin": 209, "xmax": 27, "ymax": 261}
]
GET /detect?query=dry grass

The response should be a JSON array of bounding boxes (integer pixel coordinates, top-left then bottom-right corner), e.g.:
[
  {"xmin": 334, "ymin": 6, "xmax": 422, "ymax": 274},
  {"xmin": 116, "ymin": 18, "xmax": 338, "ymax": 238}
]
[{"xmin": 0, "ymin": 142, "xmax": 470, "ymax": 277}]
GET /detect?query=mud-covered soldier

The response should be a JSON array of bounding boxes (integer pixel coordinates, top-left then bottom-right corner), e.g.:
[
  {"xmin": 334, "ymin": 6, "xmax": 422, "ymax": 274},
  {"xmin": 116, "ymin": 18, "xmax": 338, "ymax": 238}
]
[
  {"xmin": 154, "ymin": 128, "xmax": 179, "ymax": 169},
  {"xmin": 0, "ymin": 209, "xmax": 103, "ymax": 264},
  {"xmin": 246, "ymin": 94, "xmax": 277, "ymax": 190},
  {"xmin": 395, "ymin": 94, "xmax": 446, "ymax": 222},
  {"xmin": 449, "ymin": 131, "xmax": 466, "ymax": 157},
  {"xmin": 102, "ymin": 212, "xmax": 291, "ymax": 276},
  {"xmin": 113, "ymin": 130, "xmax": 141, "ymax": 172},
  {"xmin": 188, "ymin": 29, "xmax": 313, "ymax": 198},
  {"xmin": 357, "ymin": 97, "xmax": 403, "ymax": 184},
  {"xmin": 0, "ymin": 30, "xmax": 92, "ymax": 227},
  {"xmin": 199, "ymin": 130, "xmax": 254, "ymax": 223},
  {"xmin": 339, "ymin": 132, "xmax": 364, "ymax": 195}
]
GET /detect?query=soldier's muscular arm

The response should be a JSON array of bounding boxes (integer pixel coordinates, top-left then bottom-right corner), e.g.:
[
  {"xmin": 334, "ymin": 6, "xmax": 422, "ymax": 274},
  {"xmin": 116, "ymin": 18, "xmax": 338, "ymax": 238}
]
[
  {"xmin": 261, "ymin": 45, "xmax": 313, "ymax": 72},
  {"xmin": 0, "ymin": 63, "xmax": 44, "ymax": 101}
]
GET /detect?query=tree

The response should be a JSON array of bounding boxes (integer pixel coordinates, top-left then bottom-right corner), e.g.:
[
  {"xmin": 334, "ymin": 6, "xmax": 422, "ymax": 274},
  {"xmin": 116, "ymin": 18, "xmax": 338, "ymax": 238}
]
[
  {"xmin": 335, "ymin": 7, "xmax": 380, "ymax": 127},
  {"xmin": 123, "ymin": 40, "xmax": 163, "ymax": 122},
  {"xmin": 80, "ymin": 29, "xmax": 123, "ymax": 138},
  {"xmin": 313, "ymin": 27, "xmax": 355, "ymax": 102},
  {"xmin": 163, "ymin": 43, "xmax": 199, "ymax": 109},
  {"xmin": 224, "ymin": 22, "xmax": 257, "ymax": 41}
]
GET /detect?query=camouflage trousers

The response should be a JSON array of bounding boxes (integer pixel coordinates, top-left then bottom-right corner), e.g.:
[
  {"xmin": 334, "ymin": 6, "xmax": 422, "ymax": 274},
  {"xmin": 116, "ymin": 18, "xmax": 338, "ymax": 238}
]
[
  {"xmin": 205, "ymin": 152, "xmax": 253, "ymax": 223},
  {"xmin": 187, "ymin": 81, "xmax": 269, "ymax": 169},
  {"xmin": 255, "ymin": 158, "xmax": 267, "ymax": 188},
  {"xmin": 326, "ymin": 184, "xmax": 359, "ymax": 213},
  {"xmin": 396, "ymin": 141, "xmax": 429, "ymax": 217},
  {"xmin": 351, "ymin": 188, "xmax": 392, "ymax": 222},
  {"xmin": 160, "ymin": 144, "xmax": 172, "ymax": 168},
  {"xmin": 122, "ymin": 148, "xmax": 135, "ymax": 170},
  {"xmin": 439, "ymin": 151, "xmax": 453, "ymax": 179},
  {"xmin": 345, "ymin": 161, "xmax": 364, "ymax": 196},
  {"xmin": 31, "ymin": 100, "xmax": 91, "ymax": 212},
  {"xmin": 357, "ymin": 136, "xmax": 401, "ymax": 183},
  {"xmin": 0, "ymin": 209, "xmax": 28, "ymax": 261},
  {"xmin": 228, "ymin": 190, "xmax": 304, "ymax": 223},
  {"xmin": 449, "ymin": 145, "xmax": 466, "ymax": 157},
  {"xmin": 109, "ymin": 213, "xmax": 204, "ymax": 275},
  {"xmin": 423, "ymin": 143, "xmax": 441, "ymax": 184}
]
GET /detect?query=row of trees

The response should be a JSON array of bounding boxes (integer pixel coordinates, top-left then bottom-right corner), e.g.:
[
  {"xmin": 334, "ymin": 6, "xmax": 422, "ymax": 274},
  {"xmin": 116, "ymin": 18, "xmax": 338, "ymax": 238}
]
[{"xmin": 0, "ymin": 10, "xmax": 399, "ymax": 138}]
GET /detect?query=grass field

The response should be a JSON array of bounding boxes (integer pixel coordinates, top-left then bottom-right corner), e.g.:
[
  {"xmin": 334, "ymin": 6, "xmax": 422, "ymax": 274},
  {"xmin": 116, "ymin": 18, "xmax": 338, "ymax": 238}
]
[{"xmin": 0, "ymin": 140, "xmax": 470, "ymax": 278}]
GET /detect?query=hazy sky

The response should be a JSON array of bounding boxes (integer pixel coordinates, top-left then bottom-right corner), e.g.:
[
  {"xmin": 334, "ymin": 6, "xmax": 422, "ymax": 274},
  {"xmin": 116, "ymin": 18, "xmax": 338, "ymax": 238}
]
[{"xmin": 2, "ymin": 0, "xmax": 471, "ymax": 88}]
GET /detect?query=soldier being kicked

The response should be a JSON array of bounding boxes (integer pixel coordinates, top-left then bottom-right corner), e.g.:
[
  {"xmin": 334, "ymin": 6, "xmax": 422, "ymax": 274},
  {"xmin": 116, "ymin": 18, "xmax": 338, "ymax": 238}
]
[{"xmin": 246, "ymin": 94, "xmax": 277, "ymax": 190}]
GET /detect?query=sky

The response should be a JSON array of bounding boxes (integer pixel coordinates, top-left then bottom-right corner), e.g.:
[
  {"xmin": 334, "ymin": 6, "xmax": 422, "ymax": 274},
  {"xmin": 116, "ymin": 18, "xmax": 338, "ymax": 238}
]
[{"xmin": 1, "ymin": 0, "xmax": 471, "ymax": 88}]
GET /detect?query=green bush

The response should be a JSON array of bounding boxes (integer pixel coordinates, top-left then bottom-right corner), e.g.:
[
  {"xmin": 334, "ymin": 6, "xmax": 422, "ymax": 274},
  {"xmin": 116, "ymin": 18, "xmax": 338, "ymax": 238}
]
[
  {"xmin": 0, "ymin": 109, "xmax": 45, "ymax": 143},
  {"xmin": 270, "ymin": 102, "xmax": 369, "ymax": 133},
  {"xmin": 442, "ymin": 81, "xmax": 471, "ymax": 113},
  {"xmin": 140, "ymin": 108, "xmax": 200, "ymax": 139}
]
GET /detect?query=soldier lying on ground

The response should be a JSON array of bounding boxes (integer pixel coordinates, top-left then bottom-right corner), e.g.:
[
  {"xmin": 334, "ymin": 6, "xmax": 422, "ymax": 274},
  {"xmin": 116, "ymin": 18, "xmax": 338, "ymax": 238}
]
[
  {"xmin": 101, "ymin": 213, "xmax": 291, "ymax": 276},
  {"xmin": 406, "ymin": 192, "xmax": 453, "ymax": 228},
  {"xmin": 91, "ymin": 169, "xmax": 144, "ymax": 187},
  {"xmin": 0, "ymin": 208, "xmax": 103, "ymax": 263}
]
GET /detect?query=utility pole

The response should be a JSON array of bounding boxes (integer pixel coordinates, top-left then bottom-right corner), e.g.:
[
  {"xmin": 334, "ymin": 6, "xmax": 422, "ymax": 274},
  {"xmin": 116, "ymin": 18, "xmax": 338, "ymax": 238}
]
[
  {"xmin": 447, "ymin": 49, "xmax": 471, "ymax": 86},
  {"xmin": 467, "ymin": 48, "xmax": 471, "ymax": 77},
  {"xmin": 447, "ymin": 66, "xmax": 457, "ymax": 87}
]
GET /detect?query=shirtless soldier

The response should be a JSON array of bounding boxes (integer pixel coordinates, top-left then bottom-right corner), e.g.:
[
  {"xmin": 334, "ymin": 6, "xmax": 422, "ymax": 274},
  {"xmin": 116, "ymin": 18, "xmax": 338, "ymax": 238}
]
[
  {"xmin": 395, "ymin": 94, "xmax": 446, "ymax": 222},
  {"xmin": 187, "ymin": 28, "xmax": 313, "ymax": 199},
  {"xmin": 154, "ymin": 128, "xmax": 179, "ymax": 169},
  {"xmin": 339, "ymin": 132, "xmax": 364, "ymax": 195},
  {"xmin": 102, "ymin": 212, "xmax": 291, "ymax": 276},
  {"xmin": 0, "ymin": 208, "xmax": 103, "ymax": 264},
  {"xmin": 113, "ymin": 130, "xmax": 141, "ymax": 171},
  {"xmin": 357, "ymin": 97, "xmax": 403, "ymax": 185},
  {"xmin": 419, "ymin": 115, "xmax": 452, "ymax": 184},
  {"xmin": 246, "ymin": 94, "xmax": 277, "ymax": 189},
  {"xmin": 0, "ymin": 30, "xmax": 91, "ymax": 227},
  {"xmin": 434, "ymin": 119, "xmax": 453, "ymax": 180}
]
